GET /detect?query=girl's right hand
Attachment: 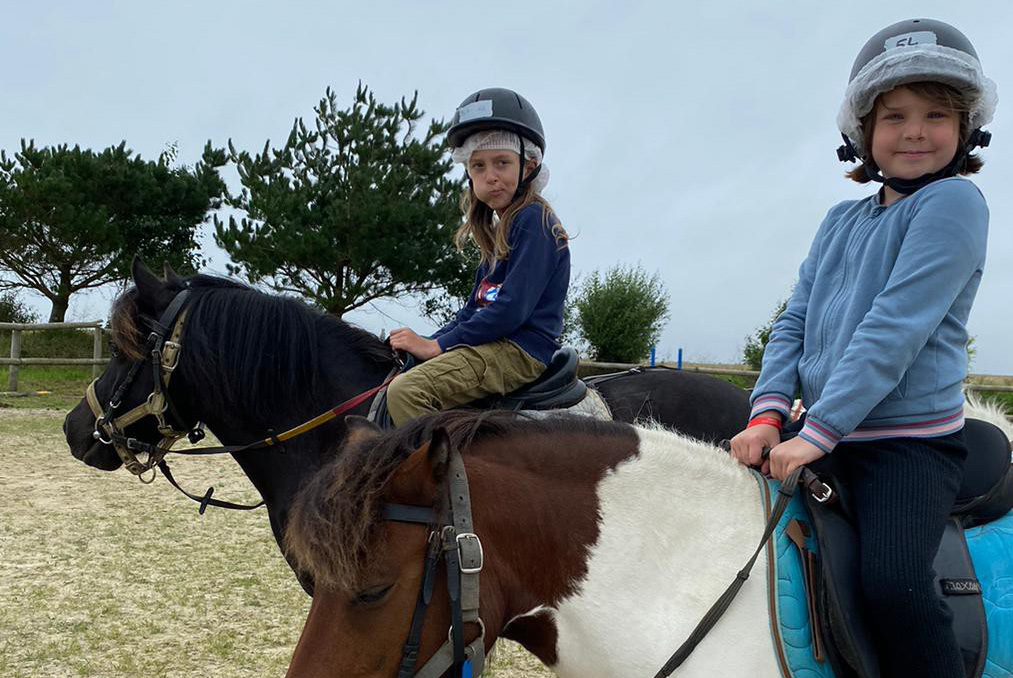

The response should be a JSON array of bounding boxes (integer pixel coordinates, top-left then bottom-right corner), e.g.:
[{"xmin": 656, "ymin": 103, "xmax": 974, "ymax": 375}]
[{"xmin": 730, "ymin": 424, "xmax": 781, "ymax": 474}]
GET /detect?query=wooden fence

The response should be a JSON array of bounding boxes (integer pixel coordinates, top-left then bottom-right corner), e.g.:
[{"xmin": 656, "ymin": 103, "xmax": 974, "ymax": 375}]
[
  {"xmin": 581, "ymin": 361, "xmax": 1013, "ymax": 394},
  {"xmin": 1, "ymin": 321, "xmax": 106, "ymax": 392}
]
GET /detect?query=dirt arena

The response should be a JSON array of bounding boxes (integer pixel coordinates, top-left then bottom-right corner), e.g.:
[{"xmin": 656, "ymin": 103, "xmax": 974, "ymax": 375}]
[{"xmin": 0, "ymin": 408, "xmax": 551, "ymax": 677}]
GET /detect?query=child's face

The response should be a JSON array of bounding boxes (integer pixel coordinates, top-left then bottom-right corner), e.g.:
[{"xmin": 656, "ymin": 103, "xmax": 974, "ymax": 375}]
[
  {"xmin": 467, "ymin": 149, "xmax": 535, "ymax": 213},
  {"xmin": 870, "ymin": 86, "xmax": 961, "ymax": 181}
]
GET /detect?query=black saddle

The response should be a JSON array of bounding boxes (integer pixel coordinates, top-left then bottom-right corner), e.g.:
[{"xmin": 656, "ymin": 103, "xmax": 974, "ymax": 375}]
[
  {"xmin": 367, "ymin": 347, "xmax": 587, "ymax": 430},
  {"xmin": 471, "ymin": 346, "xmax": 587, "ymax": 411},
  {"xmin": 793, "ymin": 418, "xmax": 1013, "ymax": 678}
]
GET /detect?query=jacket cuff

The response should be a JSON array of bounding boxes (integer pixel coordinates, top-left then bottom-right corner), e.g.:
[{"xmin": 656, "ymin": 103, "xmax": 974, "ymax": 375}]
[
  {"xmin": 750, "ymin": 393, "xmax": 792, "ymax": 420},
  {"xmin": 798, "ymin": 415, "xmax": 843, "ymax": 454}
]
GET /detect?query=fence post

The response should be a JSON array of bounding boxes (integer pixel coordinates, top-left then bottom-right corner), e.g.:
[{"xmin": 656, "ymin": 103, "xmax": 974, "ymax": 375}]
[
  {"xmin": 8, "ymin": 329, "xmax": 21, "ymax": 392},
  {"xmin": 92, "ymin": 325, "xmax": 103, "ymax": 380},
  {"xmin": 677, "ymin": 348, "xmax": 683, "ymax": 370}
]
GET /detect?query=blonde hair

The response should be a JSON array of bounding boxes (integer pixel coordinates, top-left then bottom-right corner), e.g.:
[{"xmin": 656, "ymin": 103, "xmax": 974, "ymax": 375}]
[
  {"xmin": 454, "ymin": 175, "xmax": 568, "ymax": 268},
  {"xmin": 846, "ymin": 81, "xmax": 984, "ymax": 183}
]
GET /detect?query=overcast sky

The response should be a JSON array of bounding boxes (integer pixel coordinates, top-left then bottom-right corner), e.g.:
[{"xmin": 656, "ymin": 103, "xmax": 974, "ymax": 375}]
[{"xmin": 3, "ymin": 1, "xmax": 1011, "ymax": 373}]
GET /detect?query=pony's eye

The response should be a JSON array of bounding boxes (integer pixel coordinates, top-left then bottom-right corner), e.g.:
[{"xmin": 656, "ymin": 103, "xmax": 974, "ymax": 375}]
[
  {"xmin": 109, "ymin": 342, "xmax": 121, "ymax": 358},
  {"xmin": 353, "ymin": 584, "xmax": 393, "ymax": 606}
]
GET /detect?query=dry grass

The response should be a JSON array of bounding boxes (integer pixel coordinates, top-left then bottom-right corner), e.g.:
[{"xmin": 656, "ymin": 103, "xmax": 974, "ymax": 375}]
[{"xmin": 0, "ymin": 409, "xmax": 552, "ymax": 677}]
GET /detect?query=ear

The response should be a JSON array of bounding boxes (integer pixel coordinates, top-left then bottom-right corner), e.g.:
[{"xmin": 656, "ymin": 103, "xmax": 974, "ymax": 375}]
[
  {"xmin": 343, "ymin": 415, "xmax": 382, "ymax": 449},
  {"xmin": 132, "ymin": 255, "xmax": 165, "ymax": 306},
  {"xmin": 162, "ymin": 261, "xmax": 186, "ymax": 288},
  {"xmin": 388, "ymin": 427, "xmax": 453, "ymax": 503}
]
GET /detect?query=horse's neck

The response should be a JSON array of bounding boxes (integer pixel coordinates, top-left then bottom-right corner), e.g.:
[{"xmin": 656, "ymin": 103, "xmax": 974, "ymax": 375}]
[{"xmin": 476, "ymin": 426, "xmax": 775, "ymax": 677}]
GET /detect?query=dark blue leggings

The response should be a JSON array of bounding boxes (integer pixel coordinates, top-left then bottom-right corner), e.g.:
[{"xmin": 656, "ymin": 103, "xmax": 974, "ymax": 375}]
[{"xmin": 832, "ymin": 432, "xmax": 967, "ymax": 678}]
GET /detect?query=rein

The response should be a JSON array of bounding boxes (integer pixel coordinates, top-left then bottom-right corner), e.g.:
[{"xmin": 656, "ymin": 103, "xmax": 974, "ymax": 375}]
[
  {"xmin": 382, "ymin": 441, "xmax": 486, "ymax": 678},
  {"xmin": 652, "ymin": 443, "xmax": 832, "ymax": 677},
  {"xmin": 86, "ymin": 287, "xmax": 401, "ymax": 513}
]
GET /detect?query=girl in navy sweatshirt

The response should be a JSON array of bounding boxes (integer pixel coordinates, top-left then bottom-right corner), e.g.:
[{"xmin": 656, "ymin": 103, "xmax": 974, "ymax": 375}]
[
  {"xmin": 386, "ymin": 88, "xmax": 570, "ymax": 425},
  {"xmin": 730, "ymin": 19, "xmax": 996, "ymax": 677}
]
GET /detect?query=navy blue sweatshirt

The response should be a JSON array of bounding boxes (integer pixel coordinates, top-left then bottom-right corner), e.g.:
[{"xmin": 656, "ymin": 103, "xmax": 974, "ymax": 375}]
[{"xmin": 433, "ymin": 202, "xmax": 570, "ymax": 365}]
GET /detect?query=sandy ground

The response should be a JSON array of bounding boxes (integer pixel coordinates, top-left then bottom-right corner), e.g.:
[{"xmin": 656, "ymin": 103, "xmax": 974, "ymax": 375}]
[{"xmin": 0, "ymin": 409, "xmax": 553, "ymax": 678}]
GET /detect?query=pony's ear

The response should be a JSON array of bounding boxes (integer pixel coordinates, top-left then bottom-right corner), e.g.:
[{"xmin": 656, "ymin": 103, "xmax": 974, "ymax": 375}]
[
  {"xmin": 132, "ymin": 256, "xmax": 165, "ymax": 307},
  {"xmin": 162, "ymin": 261, "xmax": 186, "ymax": 288},
  {"xmin": 343, "ymin": 415, "xmax": 382, "ymax": 449},
  {"xmin": 427, "ymin": 427, "xmax": 451, "ymax": 482}
]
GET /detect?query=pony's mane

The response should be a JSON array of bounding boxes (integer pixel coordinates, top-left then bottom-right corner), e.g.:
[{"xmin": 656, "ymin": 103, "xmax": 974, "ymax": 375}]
[
  {"xmin": 109, "ymin": 273, "xmax": 393, "ymax": 422},
  {"xmin": 284, "ymin": 410, "xmax": 632, "ymax": 591}
]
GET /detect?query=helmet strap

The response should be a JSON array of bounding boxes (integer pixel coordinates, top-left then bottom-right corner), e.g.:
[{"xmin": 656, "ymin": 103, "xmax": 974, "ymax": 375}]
[
  {"xmin": 857, "ymin": 128, "xmax": 990, "ymax": 196},
  {"xmin": 512, "ymin": 134, "xmax": 542, "ymax": 201}
]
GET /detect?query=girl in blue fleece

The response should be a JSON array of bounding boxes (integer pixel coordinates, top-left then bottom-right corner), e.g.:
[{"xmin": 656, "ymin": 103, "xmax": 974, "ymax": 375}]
[
  {"xmin": 386, "ymin": 88, "xmax": 570, "ymax": 425},
  {"xmin": 731, "ymin": 19, "xmax": 996, "ymax": 677}
]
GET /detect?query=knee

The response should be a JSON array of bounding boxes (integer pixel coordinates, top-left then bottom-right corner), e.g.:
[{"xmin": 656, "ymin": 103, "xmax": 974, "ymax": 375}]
[{"xmin": 386, "ymin": 372, "xmax": 433, "ymax": 426}]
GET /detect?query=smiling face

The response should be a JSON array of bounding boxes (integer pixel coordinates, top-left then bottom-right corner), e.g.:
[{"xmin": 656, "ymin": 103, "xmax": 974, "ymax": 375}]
[
  {"xmin": 467, "ymin": 148, "xmax": 536, "ymax": 214},
  {"xmin": 870, "ymin": 85, "xmax": 961, "ymax": 182}
]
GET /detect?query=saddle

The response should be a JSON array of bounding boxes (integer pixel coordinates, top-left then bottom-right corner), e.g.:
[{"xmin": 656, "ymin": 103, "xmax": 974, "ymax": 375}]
[
  {"xmin": 367, "ymin": 347, "xmax": 589, "ymax": 429},
  {"xmin": 763, "ymin": 417, "xmax": 1013, "ymax": 678}
]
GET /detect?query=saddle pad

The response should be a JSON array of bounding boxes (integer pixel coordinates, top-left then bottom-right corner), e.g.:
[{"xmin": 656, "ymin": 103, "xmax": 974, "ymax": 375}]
[
  {"xmin": 753, "ymin": 471, "xmax": 1013, "ymax": 678},
  {"xmin": 966, "ymin": 515, "xmax": 1013, "ymax": 678}
]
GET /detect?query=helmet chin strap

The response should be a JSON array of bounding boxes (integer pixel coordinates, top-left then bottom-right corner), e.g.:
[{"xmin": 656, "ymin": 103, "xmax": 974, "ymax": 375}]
[
  {"xmin": 841, "ymin": 129, "xmax": 991, "ymax": 196},
  {"xmin": 512, "ymin": 134, "xmax": 541, "ymax": 200}
]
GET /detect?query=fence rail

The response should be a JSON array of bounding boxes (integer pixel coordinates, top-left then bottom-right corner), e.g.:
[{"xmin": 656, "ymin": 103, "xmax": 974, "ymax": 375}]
[
  {"xmin": 580, "ymin": 361, "xmax": 1013, "ymax": 393},
  {"xmin": 3, "ymin": 321, "xmax": 105, "ymax": 392}
]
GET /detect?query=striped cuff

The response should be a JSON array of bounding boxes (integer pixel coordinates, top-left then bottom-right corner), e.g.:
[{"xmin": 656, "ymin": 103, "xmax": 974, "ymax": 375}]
[
  {"xmin": 750, "ymin": 393, "xmax": 792, "ymax": 420},
  {"xmin": 798, "ymin": 415, "xmax": 844, "ymax": 454}
]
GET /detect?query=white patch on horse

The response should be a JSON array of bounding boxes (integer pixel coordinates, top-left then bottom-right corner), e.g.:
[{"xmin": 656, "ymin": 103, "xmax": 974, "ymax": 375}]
[
  {"xmin": 503, "ymin": 604, "xmax": 553, "ymax": 631},
  {"xmin": 547, "ymin": 426, "xmax": 779, "ymax": 678}
]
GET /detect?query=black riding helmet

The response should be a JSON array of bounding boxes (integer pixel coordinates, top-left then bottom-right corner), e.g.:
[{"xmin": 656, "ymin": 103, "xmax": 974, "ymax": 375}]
[
  {"xmin": 448, "ymin": 88, "xmax": 545, "ymax": 151},
  {"xmin": 448, "ymin": 88, "xmax": 546, "ymax": 200}
]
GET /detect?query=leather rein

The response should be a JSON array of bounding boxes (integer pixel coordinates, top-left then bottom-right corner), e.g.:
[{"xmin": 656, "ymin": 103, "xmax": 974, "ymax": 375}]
[{"xmin": 86, "ymin": 286, "xmax": 400, "ymax": 513}]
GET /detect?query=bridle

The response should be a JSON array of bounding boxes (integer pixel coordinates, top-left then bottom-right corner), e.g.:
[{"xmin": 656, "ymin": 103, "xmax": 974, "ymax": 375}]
[
  {"xmin": 87, "ymin": 288, "xmax": 200, "ymax": 480},
  {"xmin": 83, "ymin": 285, "xmax": 401, "ymax": 513},
  {"xmin": 382, "ymin": 440, "xmax": 487, "ymax": 678}
]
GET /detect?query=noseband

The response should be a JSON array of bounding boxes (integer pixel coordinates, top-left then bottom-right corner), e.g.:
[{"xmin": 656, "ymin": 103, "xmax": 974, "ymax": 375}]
[
  {"xmin": 86, "ymin": 289, "xmax": 202, "ymax": 480},
  {"xmin": 383, "ymin": 442, "xmax": 486, "ymax": 678}
]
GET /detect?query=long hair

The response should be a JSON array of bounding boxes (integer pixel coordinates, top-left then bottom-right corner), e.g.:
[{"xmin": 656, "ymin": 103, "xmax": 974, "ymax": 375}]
[
  {"xmin": 454, "ymin": 171, "xmax": 569, "ymax": 269},
  {"xmin": 846, "ymin": 81, "xmax": 984, "ymax": 184}
]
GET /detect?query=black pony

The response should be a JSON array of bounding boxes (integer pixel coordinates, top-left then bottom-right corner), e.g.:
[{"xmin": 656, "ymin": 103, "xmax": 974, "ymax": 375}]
[{"xmin": 64, "ymin": 259, "xmax": 749, "ymax": 594}]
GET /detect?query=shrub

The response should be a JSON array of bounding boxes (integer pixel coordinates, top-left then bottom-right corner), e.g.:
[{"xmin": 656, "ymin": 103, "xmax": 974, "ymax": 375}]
[{"xmin": 572, "ymin": 264, "xmax": 669, "ymax": 363}]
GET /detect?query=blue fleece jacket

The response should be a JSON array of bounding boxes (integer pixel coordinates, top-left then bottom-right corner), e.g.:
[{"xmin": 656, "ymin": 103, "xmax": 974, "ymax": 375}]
[
  {"xmin": 433, "ymin": 202, "xmax": 570, "ymax": 366},
  {"xmin": 750, "ymin": 177, "xmax": 988, "ymax": 453}
]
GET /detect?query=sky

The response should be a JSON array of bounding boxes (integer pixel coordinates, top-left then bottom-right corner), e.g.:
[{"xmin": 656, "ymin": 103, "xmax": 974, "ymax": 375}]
[{"xmin": 2, "ymin": 0, "xmax": 1011, "ymax": 373}]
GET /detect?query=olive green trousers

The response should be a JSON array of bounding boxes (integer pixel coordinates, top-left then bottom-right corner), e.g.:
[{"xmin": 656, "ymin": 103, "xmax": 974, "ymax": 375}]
[{"xmin": 386, "ymin": 339, "xmax": 546, "ymax": 426}]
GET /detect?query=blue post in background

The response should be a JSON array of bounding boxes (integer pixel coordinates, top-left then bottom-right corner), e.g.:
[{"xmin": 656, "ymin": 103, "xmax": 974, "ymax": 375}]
[
  {"xmin": 650, "ymin": 345, "xmax": 656, "ymax": 367},
  {"xmin": 677, "ymin": 347, "xmax": 683, "ymax": 369}
]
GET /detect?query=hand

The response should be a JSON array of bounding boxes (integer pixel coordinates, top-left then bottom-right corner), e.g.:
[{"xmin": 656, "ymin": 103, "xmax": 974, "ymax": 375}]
[
  {"xmin": 768, "ymin": 437, "xmax": 826, "ymax": 481},
  {"xmin": 388, "ymin": 328, "xmax": 443, "ymax": 361},
  {"xmin": 730, "ymin": 424, "xmax": 781, "ymax": 476}
]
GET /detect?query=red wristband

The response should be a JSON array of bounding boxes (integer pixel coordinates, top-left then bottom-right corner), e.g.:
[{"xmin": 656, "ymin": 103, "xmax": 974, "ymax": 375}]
[{"xmin": 747, "ymin": 415, "xmax": 782, "ymax": 430}]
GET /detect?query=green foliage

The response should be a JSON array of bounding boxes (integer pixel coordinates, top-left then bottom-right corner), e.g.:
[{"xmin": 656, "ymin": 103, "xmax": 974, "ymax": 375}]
[
  {"xmin": 0, "ymin": 140, "xmax": 226, "ymax": 321},
  {"xmin": 743, "ymin": 298, "xmax": 788, "ymax": 371},
  {"xmin": 215, "ymin": 84, "xmax": 472, "ymax": 317},
  {"xmin": 572, "ymin": 265, "xmax": 669, "ymax": 363},
  {"xmin": 0, "ymin": 291, "xmax": 38, "ymax": 324}
]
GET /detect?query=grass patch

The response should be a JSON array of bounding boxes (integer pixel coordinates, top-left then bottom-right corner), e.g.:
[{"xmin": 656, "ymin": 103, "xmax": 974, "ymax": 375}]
[{"xmin": 1, "ymin": 365, "xmax": 93, "ymax": 410}]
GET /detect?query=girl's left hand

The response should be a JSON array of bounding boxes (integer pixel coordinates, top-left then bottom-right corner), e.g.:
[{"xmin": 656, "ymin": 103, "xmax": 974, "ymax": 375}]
[
  {"xmin": 768, "ymin": 437, "xmax": 826, "ymax": 480},
  {"xmin": 388, "ymin": 328, "xmax": 443, "ymax": 361}
]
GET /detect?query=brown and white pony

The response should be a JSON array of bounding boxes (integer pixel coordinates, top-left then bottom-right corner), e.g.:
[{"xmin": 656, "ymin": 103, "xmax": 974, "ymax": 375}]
[{"xmin": 282, "ymin": 401, "xmax": 1011, "ymax": 678}]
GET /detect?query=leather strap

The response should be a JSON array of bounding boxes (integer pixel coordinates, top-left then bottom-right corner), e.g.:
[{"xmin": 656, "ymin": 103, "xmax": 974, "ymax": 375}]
[{"xmin": 653, "ymin": 465, "xmax": 806, "ymax": 677}]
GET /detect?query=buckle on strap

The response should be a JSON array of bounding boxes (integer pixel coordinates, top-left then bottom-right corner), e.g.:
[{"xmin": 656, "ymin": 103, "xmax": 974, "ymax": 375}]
[
  {"xmin": 161, "ymin": 340, "xmax": 182, "ymax": 372},
  {"xmin": 456, "ymin": 532, "xmax": 484, "ymax": 575}
]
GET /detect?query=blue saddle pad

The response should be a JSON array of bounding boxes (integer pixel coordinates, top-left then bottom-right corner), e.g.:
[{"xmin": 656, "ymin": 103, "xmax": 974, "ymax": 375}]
[{"xmin": 753, "ymin": 472, "xmax": 1013, "ymax": 678}]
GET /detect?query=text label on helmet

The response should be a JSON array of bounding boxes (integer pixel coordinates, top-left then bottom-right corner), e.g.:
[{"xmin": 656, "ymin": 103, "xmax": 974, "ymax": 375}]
[
  {"xmin": 884, "ymin": 31, "xmax": 937, "ymax": 50},
  {"xmin": 457, "ymin": 100, "xmax": 494, "ymax": 123}
]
